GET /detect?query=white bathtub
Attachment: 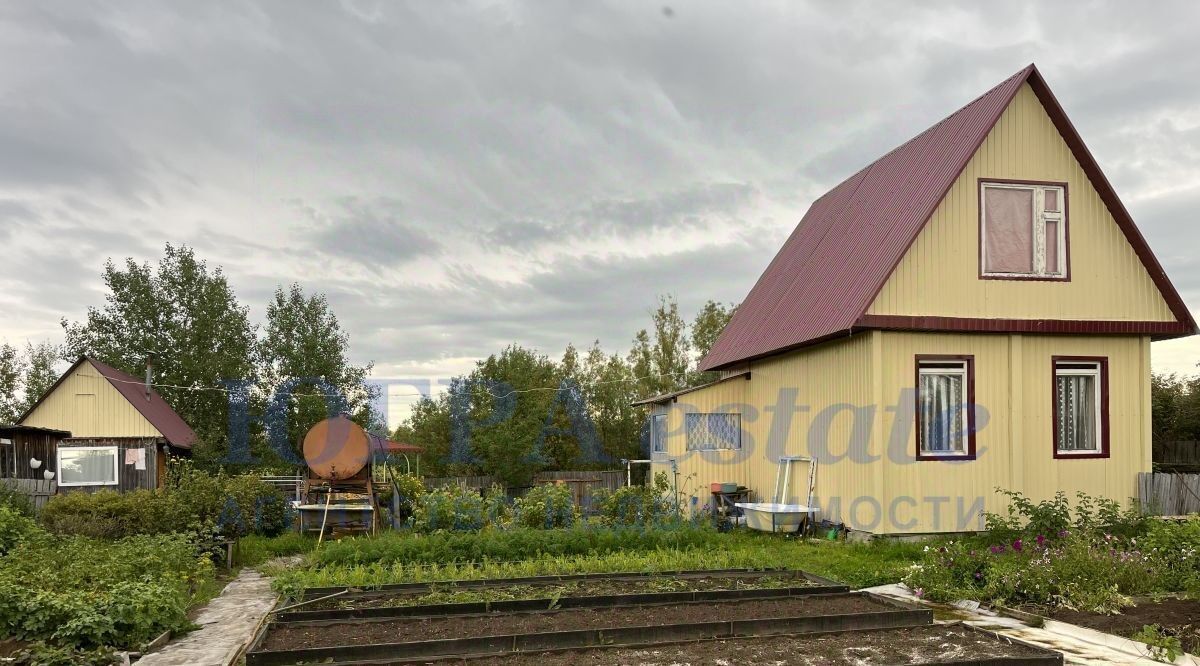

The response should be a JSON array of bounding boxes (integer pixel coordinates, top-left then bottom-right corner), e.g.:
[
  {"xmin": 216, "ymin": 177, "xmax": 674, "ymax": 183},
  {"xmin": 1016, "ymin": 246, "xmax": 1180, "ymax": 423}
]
[{"xmin": 735, "ymin": 502, "xmax": 817, "ymax": 533}]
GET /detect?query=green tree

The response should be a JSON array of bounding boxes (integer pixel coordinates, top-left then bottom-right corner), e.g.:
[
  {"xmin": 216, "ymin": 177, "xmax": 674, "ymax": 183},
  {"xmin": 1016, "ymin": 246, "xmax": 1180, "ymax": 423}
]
[
  {"xmin": 579, "ymin": 341, "xmax": 642, "ymax": 461},
  {"xmin": 61, "ymin": 244, "xmax": 257, "ymax": 461},
  {"xmin": 628, "ymin": 295, "xmax": 691, "ymax": 399},
  {"xmin": 690, "ymin": 299, "xmax": 737, "ymax": 384},
  {"xmin": 258, "ymin": 283, "xmax": 378, "ymax": 464},
  {"xmin": 0, "ymin": 343, "xmax": 21, "ymax": 424},
  {"xmin": 21, "ymin": 341, "xmax": 60, "ymax": 412}
]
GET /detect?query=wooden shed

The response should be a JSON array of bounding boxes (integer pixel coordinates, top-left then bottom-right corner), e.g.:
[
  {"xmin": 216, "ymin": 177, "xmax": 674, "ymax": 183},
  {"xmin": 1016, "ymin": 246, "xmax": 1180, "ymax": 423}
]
[{"xmin": 15, "ymin": 356, "xmax": 197, "ymax": 493}]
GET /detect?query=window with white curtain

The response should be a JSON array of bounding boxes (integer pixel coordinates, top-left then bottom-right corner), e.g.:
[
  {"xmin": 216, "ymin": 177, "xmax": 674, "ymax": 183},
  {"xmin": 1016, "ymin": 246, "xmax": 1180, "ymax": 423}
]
[
  {"xmin": 981, "ymin": 182, "xmax": 1066, "ymax": 278},
  {"xmin": 917, "ymin": 358, "xmax": 972, "ymax": 457},
  {"xmin": 685, "ymin": 413, "xmax": 741, "ymax": 451},
  {"xmin": 57, "ymin": 446, "xmax": 119, "ymax": 486},
  {"xmin": 1055, "ymin": 360, "xmax": 1104, "ymax": 455},
  {"xmin": 651, "ymin": 413, "xmax": 667, "ymax": 453}
]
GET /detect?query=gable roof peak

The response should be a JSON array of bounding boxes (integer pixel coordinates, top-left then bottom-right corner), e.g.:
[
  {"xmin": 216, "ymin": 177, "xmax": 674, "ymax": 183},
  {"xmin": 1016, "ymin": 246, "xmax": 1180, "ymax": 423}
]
[{"xmin": 699, "ymin": 64, "xmax": 1194, "ymax": 371}]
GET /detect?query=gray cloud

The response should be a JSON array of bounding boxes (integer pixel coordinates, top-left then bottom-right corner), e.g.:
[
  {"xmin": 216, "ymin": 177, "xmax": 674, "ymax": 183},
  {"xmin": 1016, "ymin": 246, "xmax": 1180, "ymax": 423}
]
[{"xmin": 1, "ymin": 0, "xmax": 1199, "ymax": 397}]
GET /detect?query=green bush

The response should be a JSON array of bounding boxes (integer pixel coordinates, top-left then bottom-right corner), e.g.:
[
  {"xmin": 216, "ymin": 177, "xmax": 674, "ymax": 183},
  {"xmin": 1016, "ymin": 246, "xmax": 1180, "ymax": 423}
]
[
  {"xmin": 592, "ymin": 473, "xmax": 678, "ymax": 526},
  {"xmin": 0, "ymin": 530, "xmax": 213, "ymax": 649},
  {"xmin": 39, "ymin": 465, "xmax": 290, "ymax": 540},
  {"xmin": 983, "ymin": 489, "xmax": 1147, "ymax": 544},
  {"xmin": 512, "ymin": 482, "xmax": 577, "ymax": 529},
  {"xmin": 411, "ymin": 485, "xmax": 485, "ymax": 533},
  {"xmin": 0, "ymin": 481, "xmax": 34, "ymax": 517},
  {"xmin": 10, "ymin": 642, "xmax": 119, "ymax": 666},
  {"xmin": 0, "ymin": 505, "xmax": 38, "ymax": 555},
  {"xmin": 904, "ymin": 532, "xmax": 1157, "ymax": 612}
]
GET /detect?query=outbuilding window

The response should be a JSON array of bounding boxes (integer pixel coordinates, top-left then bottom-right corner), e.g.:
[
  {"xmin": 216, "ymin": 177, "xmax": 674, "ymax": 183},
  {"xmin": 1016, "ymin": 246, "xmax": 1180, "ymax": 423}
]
[
  {"xmin": 1053, "ymin": 357, "xmax": 1108, "ymax": 458},
  {"xmin": 685, "ymin": 413, "xmax": 741, "ymax": 451},
  {"xmin": 57, "ymin": 446, "xmax": 119, "ymax": 486},
  {"xmin": 916, "ymin": 356, "xmax": 976, "ymax": 460},
  {"xmin": 980, "ymin": 181, "xmax": 1067, "ymax": 279},
  {"xmin": 651, "ymin": 413, "xmax": 668, "ymax": 453}
]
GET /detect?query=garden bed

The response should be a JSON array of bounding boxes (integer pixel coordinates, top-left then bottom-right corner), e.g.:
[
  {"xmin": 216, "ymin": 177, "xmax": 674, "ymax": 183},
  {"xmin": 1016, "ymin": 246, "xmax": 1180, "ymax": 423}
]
[
  {"xmin": 436, "ymin": 623, "xmax": 1062, "ymax": 665},
  {"xmin": 247, "ymin": 592, "xmax": 931, "ymax": 664},
  {"xmin": 1048, "ymin": 597, "xmax": 1200, "ymax": 654},
  {"xmin": 298, "ymin": 568, "xmax": 837, "ymax": 610}
]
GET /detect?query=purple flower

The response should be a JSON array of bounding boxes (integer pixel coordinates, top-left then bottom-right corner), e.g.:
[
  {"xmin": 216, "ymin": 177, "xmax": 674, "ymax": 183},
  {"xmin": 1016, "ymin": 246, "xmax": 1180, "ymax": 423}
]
[
  {"xmin": 1036, "ymin": 534, "xmax": 1046, "ymax": 547},
  {"xmin": 1012, "ymin": 539, "xmax": 1023, "ymax": 552},
  {"xmin": 974, "ymin": 572, "xmax": 983, "ymax": 580},
  {"xmin": 990, "ymin": 545, "xmax": 1005, "ymax": 554},
  {"xmin": 1057, "ymin": 529, "xmax": 1069, "ymax": 538}
]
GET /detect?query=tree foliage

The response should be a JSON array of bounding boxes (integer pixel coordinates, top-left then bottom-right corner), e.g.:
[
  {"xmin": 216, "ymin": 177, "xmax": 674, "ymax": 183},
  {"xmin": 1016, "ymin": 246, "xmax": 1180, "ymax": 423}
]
[
  {"xmin": 0, "ymin": 341, "xmax": 62, "ymax": 424},
  {"xmin": 403, "ymin": 295, "xmax": 739, "ymax": 483},
  {"xmin": 258, "ymin": 284, "xmax": 377, "ymax": 463}
]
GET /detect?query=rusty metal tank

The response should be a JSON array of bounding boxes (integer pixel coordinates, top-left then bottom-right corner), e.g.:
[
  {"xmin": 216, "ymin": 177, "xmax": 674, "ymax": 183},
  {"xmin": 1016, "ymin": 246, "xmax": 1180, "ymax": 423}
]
[{"xmin": 302, "ymin": 415, "xmax": 370, "ymax": 480}]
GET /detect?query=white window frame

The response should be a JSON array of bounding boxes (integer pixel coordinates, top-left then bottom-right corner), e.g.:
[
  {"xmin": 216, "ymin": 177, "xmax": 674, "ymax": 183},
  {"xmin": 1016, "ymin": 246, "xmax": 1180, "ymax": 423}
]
[
  {"xmin": 651, "ymin": 413, "xmax": 668, "ymax": 453},
  {"xmin": 980, "ymin": 181, "xmax": 1067, "ymax": 279},
  {"xmin": 57, "ymin": 445, "xmax": 120, "ymax": 487},
  {"xmin": 1054, "ymin": 362, "xmax": 1103, "ymax": 455},
  {"xmin": 917, "ymin": 361, "xmax": 970, "ymax": 456}
]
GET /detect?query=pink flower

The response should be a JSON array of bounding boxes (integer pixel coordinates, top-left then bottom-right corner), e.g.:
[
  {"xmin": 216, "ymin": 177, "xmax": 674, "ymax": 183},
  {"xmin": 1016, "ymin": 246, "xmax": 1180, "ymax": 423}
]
[{"xmin": 1012, "ymin": 539, "xmax": 1023, "ymax": 552}]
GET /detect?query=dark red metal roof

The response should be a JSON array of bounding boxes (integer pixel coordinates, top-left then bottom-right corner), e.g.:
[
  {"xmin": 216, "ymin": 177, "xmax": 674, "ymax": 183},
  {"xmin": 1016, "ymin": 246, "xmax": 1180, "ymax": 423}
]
[
  {"xmin": 89, "ymin": 358, "xmax": 198, "ymax": 449},
  {"xmin": 700, "ymin": 64, "xmax": 1196, "ymax": 371},
  {"xmin": 367, "ymin": 431, "xmax": 423, "ymax": 455}
]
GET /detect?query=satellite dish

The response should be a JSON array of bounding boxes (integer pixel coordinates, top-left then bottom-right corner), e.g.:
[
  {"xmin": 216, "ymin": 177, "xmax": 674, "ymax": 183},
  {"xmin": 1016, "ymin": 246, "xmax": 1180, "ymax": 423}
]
[
  {"xmin": 30, "ymin": 458, "xmax": 41, "ymax": 469},
  {"xmin": 43, "ymin": 470, "xmax": 55, "ymax": 481}
]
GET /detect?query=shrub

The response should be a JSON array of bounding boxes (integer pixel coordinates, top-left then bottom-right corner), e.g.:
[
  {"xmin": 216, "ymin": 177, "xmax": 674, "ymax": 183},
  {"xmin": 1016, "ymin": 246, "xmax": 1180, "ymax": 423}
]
[
  {"xmin": 0, "ymin": 481, "xmax": 34, "ymax": 517},
  {"xmin": 482, "ymin": 483, "xmax": 511, "ymax": 525},
  {"xmin": 0, "ymin": 532, "xmax": 213, "ymax": 649},
  {"xmin": 384, "ymin": 473, "xmax": 426, "ymax": 524},
  {"xmin": 39, "ymin": 467, "xmax": 289, "ymax": 540},
  {"xmin": 512, "ymin": 482, "xmax": 577, "ymax": 529},
  {"xmin": 904, "ymin": 533, "xmax": 1156, "ymax": 612},
  {"xmin": 0, "ymin": 505, "xmax": 38, "ymax": 555},
  {"xmin": 10, "ymin": 642, "xmax": 119, "ymax": 666},
  {"xmin": 411, "ymin": 485, "xmax": 485, "ymax": 533},
  {"xmin": 983, "ymin": 489, "xmax": 1147, "ymax": 545},
  {"xmin": 592, "ymin": 473, "xmax": 679, "ymax": 526}
]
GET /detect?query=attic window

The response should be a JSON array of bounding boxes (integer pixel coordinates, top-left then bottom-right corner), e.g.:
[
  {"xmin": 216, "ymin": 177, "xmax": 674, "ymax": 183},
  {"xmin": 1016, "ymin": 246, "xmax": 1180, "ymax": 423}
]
[{"xmin": 980, "ymin": 181, "xmax": 1067, "ymax": 279}]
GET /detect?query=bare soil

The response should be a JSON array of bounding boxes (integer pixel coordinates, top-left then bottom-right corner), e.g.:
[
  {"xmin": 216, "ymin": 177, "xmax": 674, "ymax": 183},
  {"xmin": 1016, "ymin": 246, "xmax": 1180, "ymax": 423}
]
[
  {"xmin": 1050, "ymin": 597, "xmax": 1200, "ymax": 653},
  {"xmin": 260, "ymin": 594, "xmax": 889, "ymax": 651},
  {"xmin": 429, "ymin": 624, "xmax": 1052, "ymax": 665},
  {"xmin": 310, "ymin": 574, "xmax": 807, "ymax": 610}
]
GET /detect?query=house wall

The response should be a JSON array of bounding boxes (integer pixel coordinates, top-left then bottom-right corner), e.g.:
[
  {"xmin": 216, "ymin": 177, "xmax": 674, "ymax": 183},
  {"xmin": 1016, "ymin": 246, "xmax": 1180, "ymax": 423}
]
[
  {"xmin": 21, "ymin": 360, "xmax": 163, "ymax": 439},
  {"xmin": 651, "ymin": 330, "xmax": 1150, "ymax": 535},
  {"xmin": 868, "ymin": 83, "xmax": 1176, "ymax": 322},
  {"xmin": 57, "ymin": 438, "xmax": 161, "ymax": 494},
  {"xmin": 876, "ymin": 331, "xmax": 1150, "ymax": 534},
  {"xmin": 651, "ymin": 333, "xmax": 878, "ymax": 520}
]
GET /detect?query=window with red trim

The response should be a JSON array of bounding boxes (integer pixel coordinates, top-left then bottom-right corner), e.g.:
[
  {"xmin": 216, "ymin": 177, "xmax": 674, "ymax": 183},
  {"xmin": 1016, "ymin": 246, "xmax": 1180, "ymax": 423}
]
[
  {"xmin": 981, "ymin": 181, "xmax": 1066, "ymax": 278},
  {"xmin": 1053, "ymin": 359, "xmax": 1108, "ymax": 457}
]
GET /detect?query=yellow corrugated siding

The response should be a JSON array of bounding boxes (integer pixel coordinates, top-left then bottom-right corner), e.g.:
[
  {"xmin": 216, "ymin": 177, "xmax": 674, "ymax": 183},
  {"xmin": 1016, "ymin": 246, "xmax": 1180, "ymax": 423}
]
[
  {"xmin": 20, "ymin": 360, "xmax": 161, "ymax": 438},
  {"xmin": 876, "ymin": 331, "xmax": 1149, "ymax": 534},
  {"xmin": 652, "ymin": 334, "xmax": 876, "ymax": 519},
  {"xmin": 868, "ymin": 83, "xmax": 1175, "ymax": 322},
  {"xmin": 652, "ymin": 331, "xmax": 1149, "ymax": 534}
]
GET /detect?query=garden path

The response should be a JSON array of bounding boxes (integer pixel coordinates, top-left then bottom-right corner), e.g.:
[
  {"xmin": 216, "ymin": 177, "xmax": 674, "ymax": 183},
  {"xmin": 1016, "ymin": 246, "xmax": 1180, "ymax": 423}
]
[
  {"xmin": 135, "ymin": 567, "xmax": 277, "ymax": 666},
  {"xmin": 866, "ymin": 583, "xmax": 1200, "ymax": 665}
]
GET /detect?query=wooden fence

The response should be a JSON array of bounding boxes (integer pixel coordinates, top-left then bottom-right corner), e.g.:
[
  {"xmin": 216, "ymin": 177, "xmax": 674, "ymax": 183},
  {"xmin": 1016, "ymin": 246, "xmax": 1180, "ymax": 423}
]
[
  {"xmin": 424, "ymin": 470, "xmax": 625, "ymax": 508},
  {"xmin": 0, "ymin": 478, "xmax": 57, "ymax": 513},
  {"xmin": 1138, "ymin": 472, "xmax": 1200, "ymax": 515},
  {"xmin": 1154, "ymin": 440, "xmax": 1200, "ymax": 472}
]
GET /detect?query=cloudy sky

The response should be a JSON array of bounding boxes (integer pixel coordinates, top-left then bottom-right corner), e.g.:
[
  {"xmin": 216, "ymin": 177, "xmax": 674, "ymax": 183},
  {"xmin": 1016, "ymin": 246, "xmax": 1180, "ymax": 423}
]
[{"xmin": 2, "ymin": 1, "xmax": 1199, "ymax": 426}]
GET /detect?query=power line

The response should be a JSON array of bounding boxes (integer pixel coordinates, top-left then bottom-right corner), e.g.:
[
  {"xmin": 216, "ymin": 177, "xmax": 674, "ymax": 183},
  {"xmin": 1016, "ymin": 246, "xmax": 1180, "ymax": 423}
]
[{"xmin": 82, "ymin": 367, "xmax": 699, "ymax": 403}]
